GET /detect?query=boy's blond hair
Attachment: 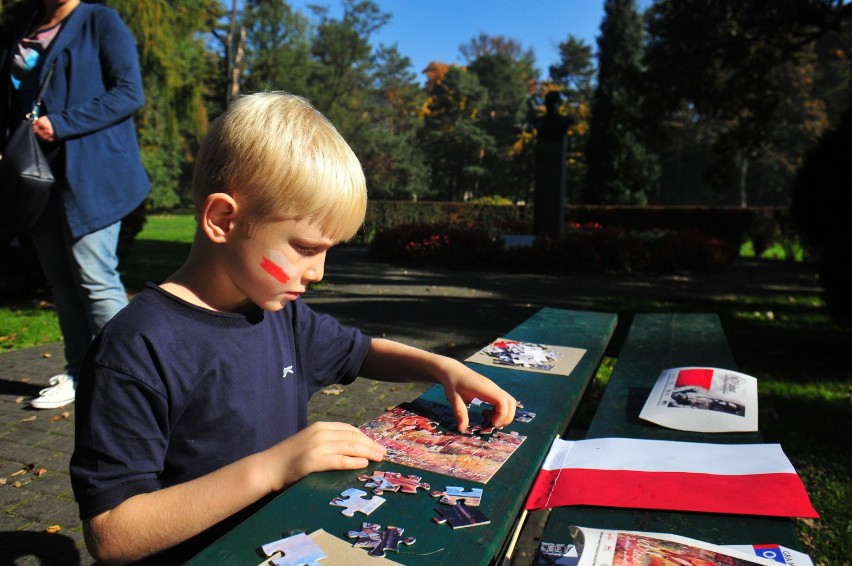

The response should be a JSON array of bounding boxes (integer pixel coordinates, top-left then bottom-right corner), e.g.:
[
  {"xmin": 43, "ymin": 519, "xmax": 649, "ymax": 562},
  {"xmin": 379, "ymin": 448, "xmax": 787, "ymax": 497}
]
[{"xmin": 191, "ymin": 92, "xmax": 367, "ymax": 242}]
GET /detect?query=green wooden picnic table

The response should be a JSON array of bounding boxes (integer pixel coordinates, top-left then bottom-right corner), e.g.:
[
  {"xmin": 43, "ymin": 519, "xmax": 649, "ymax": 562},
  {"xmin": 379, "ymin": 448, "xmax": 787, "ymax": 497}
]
[
  {"xmin": 187, "ymin": 307, "xmax": 618, "ymax": 565},
  {"xmin": 538, "ymin": 313, "xmax": 805, "ymax": 557}
]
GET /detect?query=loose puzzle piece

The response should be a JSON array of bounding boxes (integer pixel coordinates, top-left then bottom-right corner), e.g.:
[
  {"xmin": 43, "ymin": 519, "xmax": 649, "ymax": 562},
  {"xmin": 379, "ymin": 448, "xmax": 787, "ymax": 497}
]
[
  {"xmin": 430, "ymin": 486, "xmax": 484, "ymax": 506},
  {"xmin": 356, "ymin": 470, "xmax": 430, "ymax": 495},
  {"xmin": 481, "ymin": 406, "xmax": 536, "ymax": 424},
  {"xmin": 433, "ymin": 503, "xmax": 491, "ymax": 529},
  {"xmin": 346, "ymin": 522, "xmax": 416, "ymax": 558},
  {"xmin": 329, "ymin": 488, "xmax": 385, "ymax": 517},
  {"xmin": 260, "ymin": 532, "xmax": 327, "ymax": 566},
  {"xmin": 356, "ymin": 472, "xmax": 398, "ymax": 495},
  {"xmin": 515, "ymin": 409, "xmax": 537, "ymax": 423},
  {"xmin": 537, "ymin": 541, "xmax": 580, "ymax": 566}
]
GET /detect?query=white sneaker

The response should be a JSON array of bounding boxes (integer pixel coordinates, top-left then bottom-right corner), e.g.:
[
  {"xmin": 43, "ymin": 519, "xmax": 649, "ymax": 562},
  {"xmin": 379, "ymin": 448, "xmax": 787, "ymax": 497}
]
[{"xmin": 30, "ymin": 374, "xmax": 76, "ymax": 409}]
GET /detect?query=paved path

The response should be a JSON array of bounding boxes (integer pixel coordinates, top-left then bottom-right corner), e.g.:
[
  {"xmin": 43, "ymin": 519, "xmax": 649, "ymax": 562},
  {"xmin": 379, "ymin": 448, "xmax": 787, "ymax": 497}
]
[{"xmin": 0, "ymin": 247, "xmax": 822, "ymax": 565}]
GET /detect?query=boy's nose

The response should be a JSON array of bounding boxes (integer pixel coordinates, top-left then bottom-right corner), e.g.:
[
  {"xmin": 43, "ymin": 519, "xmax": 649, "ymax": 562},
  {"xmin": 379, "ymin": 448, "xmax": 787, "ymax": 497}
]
[{"xmin": 303, "ymin": 253, "xmax": 326, "ymax": 283}]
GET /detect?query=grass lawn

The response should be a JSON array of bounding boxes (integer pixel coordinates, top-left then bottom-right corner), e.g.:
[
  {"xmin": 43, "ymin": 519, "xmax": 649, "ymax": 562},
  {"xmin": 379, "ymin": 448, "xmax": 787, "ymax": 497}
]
[{"xmin": 0, "ymin": 213, "xmax": 848, "ymax": 564}]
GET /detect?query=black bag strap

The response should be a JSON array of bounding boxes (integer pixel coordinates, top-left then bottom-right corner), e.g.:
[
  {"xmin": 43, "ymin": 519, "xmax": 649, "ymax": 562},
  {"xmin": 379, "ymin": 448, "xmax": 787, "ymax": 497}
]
[{"xmin": 25, "ymin": 60, "xmax": 57, "ymax": 122}]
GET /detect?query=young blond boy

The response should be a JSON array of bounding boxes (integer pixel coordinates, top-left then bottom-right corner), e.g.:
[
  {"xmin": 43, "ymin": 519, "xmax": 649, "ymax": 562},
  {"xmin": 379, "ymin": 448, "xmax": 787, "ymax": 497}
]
[{"xmin": 70, "ymin": 92, "xmax": 516, "ymax": 564}]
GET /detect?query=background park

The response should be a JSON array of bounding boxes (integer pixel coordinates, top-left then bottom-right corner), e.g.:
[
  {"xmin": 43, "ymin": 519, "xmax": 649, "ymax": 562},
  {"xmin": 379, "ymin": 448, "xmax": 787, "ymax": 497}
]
[{"xmin": 0, "ymin": 1, "xmax": 850, "ymax": 564}]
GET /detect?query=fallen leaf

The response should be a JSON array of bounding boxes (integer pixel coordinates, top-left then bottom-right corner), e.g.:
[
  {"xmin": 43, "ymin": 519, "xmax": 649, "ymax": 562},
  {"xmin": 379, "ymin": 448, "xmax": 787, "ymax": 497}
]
[
  {"xmin": 0, "ymin": 478, "xmax": 7, "ymax": 485},
  {"xmin": 34, "ymin": 468, "xmax": 48, "ymax": 477},
  {"xmin": 49, "ymin": 412, "xmax": 70, "ymax": 422},
  {"xmin": 20, "ymin": 415, "xmax": 37, "ymax": 423},
  {"xmin": 46, "ymin": 525, "xmax": 62, "ymax": 534},
  {"xmin": 42, "ymin": 352, "xmax": 52, "ymax": 358},
  {"xmin": 12, "ymin": 481, "xmax": 23, "ymax": 488},
  {"xmin": 320, "ymin": 384, "xmax": 345, "ymax": 396},
  {"xmin": 19, "ymin": 378, "xmax": 30, "ymax": 383},
  {"xmin": 11, "ymin": 464, "xmax": 35, "ymax": 477},
  {"xmin": 15, "ymin": 397, "xmax": 24, "ymax": 404}
]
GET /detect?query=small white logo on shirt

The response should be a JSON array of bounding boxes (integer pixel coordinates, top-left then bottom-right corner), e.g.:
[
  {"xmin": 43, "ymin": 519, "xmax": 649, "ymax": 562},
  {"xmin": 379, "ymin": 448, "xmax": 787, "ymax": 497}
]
[{"xmin": 282, "ymin": 366, "xmax": 294, "ymax": 379}]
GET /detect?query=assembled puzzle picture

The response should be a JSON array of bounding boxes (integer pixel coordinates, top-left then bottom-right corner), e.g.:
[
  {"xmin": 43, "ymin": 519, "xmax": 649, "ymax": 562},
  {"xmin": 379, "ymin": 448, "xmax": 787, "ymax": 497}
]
[{"xmin": 358, "ymin": 400, "xmax": 526, "ymax": 483}]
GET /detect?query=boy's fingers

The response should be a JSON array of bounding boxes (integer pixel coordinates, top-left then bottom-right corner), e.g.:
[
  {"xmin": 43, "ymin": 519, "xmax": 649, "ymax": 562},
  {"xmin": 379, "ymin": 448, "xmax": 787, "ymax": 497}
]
[
  {"xmin": 340, "ymin": 429, "xmax": 385, "ymax": 460},
  {"xmin": 335, "ymin": 455, "xmax": 371, "ymax": 470},
  {"xmin": 482, "ymin": 395, "xmax": 517, "ymax": 428},
  {"xmin": 449, "ymin": 394, "xmax": 470, "ymax": 433}
]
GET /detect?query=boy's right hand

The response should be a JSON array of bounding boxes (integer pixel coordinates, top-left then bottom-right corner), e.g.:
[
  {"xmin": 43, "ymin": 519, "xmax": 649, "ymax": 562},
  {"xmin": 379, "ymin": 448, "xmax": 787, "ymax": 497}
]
[{"xmin": 265, "ymin": 422, "xmax": 385, "ymax": 491}]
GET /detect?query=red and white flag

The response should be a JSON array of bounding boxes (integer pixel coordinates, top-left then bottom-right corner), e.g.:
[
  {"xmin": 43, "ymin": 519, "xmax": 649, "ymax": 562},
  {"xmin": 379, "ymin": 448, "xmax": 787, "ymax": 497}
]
[{"xmin": 524, "ymin": 437, "xmax": 818, "ymax": 518}]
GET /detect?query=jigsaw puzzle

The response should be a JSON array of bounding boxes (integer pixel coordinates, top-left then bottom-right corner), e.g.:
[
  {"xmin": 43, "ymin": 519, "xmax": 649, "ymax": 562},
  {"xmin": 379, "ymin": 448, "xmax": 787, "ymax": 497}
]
[
  {"xmin": 433, "ymin": 503, "xmax": 491, "ymax": 529},
  {"xmin": 359, "ymin": 400, "xmax": 526, "ymax": 483},
  {"xmin": 466, "ymin": 338, "xmax": 587, "ymax": 376},
  {"xmin": 260, "ymin": 532, "xmax": 327, "ymax": 566},
  {"xmin": 357, "ymin": 470, "xmax": 431, "ymax": 495},
  {"xmin": 430, "ymin": 486, "xmax": 483, "ymax": 506},
  {"xmin": 329, "ymin": 488, "xmax": 385, "ymax": 517},
  {"xmin": 346, "ymin": 522, "xmax": 416, "ymax": 558}
]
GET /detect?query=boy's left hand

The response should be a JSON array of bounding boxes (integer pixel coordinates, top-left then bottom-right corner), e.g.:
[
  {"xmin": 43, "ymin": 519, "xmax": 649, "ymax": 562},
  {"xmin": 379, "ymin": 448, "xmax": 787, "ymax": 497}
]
[{"xmin": 439, "ymin": 360, "xmax": 517, "ymax": 433}]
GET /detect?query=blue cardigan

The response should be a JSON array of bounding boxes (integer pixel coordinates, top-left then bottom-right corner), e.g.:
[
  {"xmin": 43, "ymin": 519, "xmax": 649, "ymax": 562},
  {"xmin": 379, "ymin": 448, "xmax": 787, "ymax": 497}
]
[{"xmin": 32, "ymin": 3, "xmax": 150, "ymax": 238}]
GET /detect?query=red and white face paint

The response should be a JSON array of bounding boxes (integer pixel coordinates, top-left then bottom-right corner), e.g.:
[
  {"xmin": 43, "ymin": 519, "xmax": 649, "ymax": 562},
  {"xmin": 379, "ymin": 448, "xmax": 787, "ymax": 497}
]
[{"xmin": 260, "ymin": 249, "xmax": 291, "ymax": 284}]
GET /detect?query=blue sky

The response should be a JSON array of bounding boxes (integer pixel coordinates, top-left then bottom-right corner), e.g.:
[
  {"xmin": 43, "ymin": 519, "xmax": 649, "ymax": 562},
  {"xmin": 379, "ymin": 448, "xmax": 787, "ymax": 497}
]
[{"xmin": 287, "ymin": 1, "xmax": 615, "ymax": 82}]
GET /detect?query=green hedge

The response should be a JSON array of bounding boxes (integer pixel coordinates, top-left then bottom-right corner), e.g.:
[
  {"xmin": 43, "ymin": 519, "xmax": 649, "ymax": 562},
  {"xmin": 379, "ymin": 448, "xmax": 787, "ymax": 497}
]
[
  {"xmin": 361, "ymin": 202, "xmax": 789, "ymax": 254},
  {"xmin": 370, "ymin": 222, "xmax": 736, "ymax": 274}
]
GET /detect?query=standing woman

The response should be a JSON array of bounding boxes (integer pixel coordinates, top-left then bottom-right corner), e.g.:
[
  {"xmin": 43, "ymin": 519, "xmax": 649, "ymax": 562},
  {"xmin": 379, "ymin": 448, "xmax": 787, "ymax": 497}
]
[{"xmin": 0, "ymin": 0, "xmax": 150, "ymax": 408}]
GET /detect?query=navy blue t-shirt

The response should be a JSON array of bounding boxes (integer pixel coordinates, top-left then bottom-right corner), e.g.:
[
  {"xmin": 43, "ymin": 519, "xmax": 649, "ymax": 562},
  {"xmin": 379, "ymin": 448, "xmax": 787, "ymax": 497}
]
[{"xmin": 70, "ymin": 283, "xmax": 371, "ymax": 561}]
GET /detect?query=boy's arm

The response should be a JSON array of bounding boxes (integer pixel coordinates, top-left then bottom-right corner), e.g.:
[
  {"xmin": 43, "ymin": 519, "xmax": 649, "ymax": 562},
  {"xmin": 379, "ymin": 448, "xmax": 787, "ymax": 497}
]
[
  {"xmin": 358, "ymin": 338, "xmax": 517, "ymax": 433},
  {"xmin": 83, "ymin": 422, "xmax": 384, "ymax": 564}
]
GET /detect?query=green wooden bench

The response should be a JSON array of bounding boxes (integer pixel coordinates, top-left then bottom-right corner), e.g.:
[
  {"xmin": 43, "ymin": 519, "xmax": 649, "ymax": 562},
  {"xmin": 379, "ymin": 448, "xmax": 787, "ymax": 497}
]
[
  {"xmin": 536, "ymin": 312, "xmax": 804, "ymax": 561},
  {"xmin": 187, "ymin": 307, "xmax": 618, "ymax": 565}
]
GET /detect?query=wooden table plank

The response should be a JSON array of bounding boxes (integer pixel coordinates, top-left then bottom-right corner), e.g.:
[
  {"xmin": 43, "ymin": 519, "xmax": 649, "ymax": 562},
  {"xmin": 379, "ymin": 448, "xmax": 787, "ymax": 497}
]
[
  {"xmin": 187, "ymin": 308, "xmax": 617, "ymax": 565},
  {"xmin": 539, "ymin": 313, "xmax": 804, "ymax": 552}
]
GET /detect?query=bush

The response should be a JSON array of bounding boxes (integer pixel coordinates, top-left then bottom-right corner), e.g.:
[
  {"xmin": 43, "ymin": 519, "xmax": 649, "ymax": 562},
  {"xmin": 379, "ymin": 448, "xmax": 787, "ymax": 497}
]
[
  {"xmin": 370, "ymin": 223, "xmax": 503, "ymax": 268},
  {"xmin": 362, "ymin": 201, "xmax": 787, "ymax": 251},
  {"xmin": 369, "ymin": 222, "xmax": 736, "ymax": 274}
]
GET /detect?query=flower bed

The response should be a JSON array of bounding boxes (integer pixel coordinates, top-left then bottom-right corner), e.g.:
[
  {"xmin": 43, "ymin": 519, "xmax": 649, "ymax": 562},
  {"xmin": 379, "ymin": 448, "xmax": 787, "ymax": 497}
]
[{"xmin": 369, "ymin": 222, "xmax": 736, "ymax": 273}]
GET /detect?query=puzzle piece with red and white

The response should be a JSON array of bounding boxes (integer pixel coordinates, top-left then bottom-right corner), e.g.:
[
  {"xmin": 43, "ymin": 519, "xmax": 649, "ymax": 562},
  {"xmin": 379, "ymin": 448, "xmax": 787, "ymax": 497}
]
[{"xmin": 356, "ymin": 470, "xmax": 430, "ymax": 495}]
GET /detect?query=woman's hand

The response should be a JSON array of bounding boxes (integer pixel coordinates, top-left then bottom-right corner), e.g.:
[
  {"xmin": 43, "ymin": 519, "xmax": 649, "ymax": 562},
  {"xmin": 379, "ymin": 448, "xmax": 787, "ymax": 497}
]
[{"xmin": 32, "ymin": 116, "xmax": 56, "ymax": 142}]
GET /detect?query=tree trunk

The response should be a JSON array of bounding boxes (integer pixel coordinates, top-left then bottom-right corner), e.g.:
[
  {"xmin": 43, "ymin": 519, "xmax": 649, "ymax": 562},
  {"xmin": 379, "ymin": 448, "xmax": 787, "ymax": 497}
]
[
  {"xmin": 738, "ymin": 151, "xmax": 749, "ymax": 207},
  {"xmin": 225, "ymin": 0, "xmax": 245, "ymax": 104}
]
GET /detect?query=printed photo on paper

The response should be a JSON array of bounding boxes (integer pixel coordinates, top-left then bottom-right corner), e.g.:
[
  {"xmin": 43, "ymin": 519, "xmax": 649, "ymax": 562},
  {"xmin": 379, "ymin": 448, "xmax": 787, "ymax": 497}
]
[
  {"xmin": 568, "ymin": 526, "xmax": 780, "ymax": 566},
  {"xmin": 639, "ymin": 367, "xmax": 759, "ymax": 433}
]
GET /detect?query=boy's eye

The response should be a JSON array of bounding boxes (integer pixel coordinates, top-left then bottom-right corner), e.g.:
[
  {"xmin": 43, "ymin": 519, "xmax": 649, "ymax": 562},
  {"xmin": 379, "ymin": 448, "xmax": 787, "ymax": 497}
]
[{"xmin": 294, "ymin": 244, "xmax": 320, "ymax": 256}]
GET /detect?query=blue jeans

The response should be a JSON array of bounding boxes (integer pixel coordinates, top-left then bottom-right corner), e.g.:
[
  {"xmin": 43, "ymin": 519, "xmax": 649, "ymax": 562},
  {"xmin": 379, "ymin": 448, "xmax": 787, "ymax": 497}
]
[{"xmin": 30, "ymin": 197, "xmax": 129, "ymax": 378}]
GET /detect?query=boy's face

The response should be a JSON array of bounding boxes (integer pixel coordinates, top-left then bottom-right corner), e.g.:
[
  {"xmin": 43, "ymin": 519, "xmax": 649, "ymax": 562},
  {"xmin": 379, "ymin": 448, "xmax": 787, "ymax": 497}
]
[{"xmin": 225, "ymin": 216, "xmax": 336, "ymax": 312}]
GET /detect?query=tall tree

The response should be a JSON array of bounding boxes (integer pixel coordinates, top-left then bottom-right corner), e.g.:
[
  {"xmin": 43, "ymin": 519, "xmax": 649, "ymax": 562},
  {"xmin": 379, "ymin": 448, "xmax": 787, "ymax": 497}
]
[
  {"xmin": 304, "ymin": 0, "xmax": 390, "ymax": 122},
  {"xmin": 644, "ymin": 0, "xmax": 852, "ymax": 205},
  {"xmin": 460, "ymin": 33, "xmax": 536, "ymax": 70},
  {"xmin": 241, "ymin": 0, "xmax": 313, "ymax": 96},
  {"xmin": 420, "ymin": 63, "xmax": 493, "ymax": 200},
  {"xmin": 549, "ymin": 36, "xmax": 595, "ymax": 103},
  {"xmin": 468, "ymin": 46, "xmax": 535, "ymax": 200},
  {"xmin": 110, "ymin": 0, "xmax": 220, "ymax": 208},
  {"xmin": 356, "ymin": 44, "xmax": 428, "ymax": 200},
  {"xmin": 549, "ymin": 35, "xmax": 596, "ymax": 201},
  {"xmin": 584, "ymin": 0, "xmax": 658, "ymax": 205}
]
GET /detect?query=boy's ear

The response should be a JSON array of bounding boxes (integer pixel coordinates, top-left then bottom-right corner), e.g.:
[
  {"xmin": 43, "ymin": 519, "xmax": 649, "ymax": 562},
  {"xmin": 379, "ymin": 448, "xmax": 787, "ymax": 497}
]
[{"xmin": 200, "ymin": 193, "xmax": 239, "ymax": 243}]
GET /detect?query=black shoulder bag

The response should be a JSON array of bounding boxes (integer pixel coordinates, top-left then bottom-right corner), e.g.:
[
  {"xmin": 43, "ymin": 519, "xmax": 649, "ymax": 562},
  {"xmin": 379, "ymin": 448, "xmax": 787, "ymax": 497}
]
[{"xmin": 0, "ymin": 61, "xmax": 57, "ymax": 232}]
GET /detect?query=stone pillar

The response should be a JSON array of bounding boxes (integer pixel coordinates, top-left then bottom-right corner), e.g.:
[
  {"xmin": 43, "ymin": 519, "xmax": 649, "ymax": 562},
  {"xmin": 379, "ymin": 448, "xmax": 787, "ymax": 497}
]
[
  {"xmin": 534, "ymin": 134, "xmax": 568, "ymax": 239},
  {"xmin": 532, "ymin": 92, "xmax": 572, "ymax": 239}
]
